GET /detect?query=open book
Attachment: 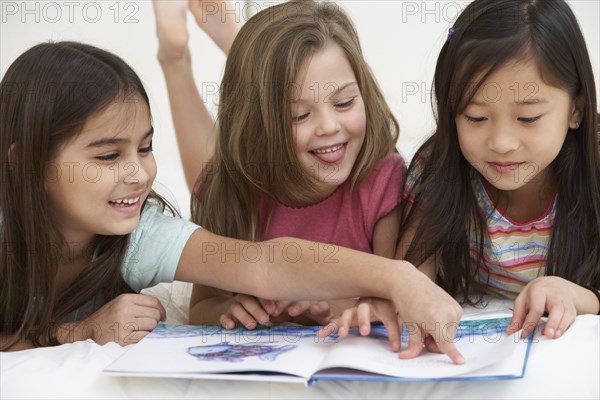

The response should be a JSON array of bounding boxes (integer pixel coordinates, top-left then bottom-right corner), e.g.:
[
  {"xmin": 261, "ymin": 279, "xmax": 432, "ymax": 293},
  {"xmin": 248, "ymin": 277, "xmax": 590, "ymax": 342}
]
[{"xmin": 104, "ymin": 317, "xmax": 533, "ymax": 386}]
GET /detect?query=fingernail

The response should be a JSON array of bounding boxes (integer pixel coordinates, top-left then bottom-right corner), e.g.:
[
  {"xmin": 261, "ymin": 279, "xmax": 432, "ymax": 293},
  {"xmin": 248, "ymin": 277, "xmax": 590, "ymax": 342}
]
[
  {"xmin": 555, "ymin": 329, "xmax": 562, "ymax": 338},
  {"xmin": 546, "ymin": 328, "xmax": 555, "ymax": 337},
  {"xmin": 456, "ymin": 355, "xmax": 466, "ymax": 365}
]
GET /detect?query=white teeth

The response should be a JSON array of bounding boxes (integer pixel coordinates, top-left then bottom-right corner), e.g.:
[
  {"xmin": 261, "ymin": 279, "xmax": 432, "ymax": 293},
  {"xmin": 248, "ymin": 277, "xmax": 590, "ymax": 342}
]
[
  {"xmin": 313, "ymin": 144, "xmax": 344, "ymax": 154},
  {"xmin": 110, "ymin": 196, "xmax": 140, "ymax": 205}
]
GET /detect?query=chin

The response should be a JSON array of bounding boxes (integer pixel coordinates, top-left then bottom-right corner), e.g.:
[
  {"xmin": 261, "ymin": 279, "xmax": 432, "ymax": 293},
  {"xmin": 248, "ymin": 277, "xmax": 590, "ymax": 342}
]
[
  {"xmin": 320, "ymin": 170, "xmax": 351, "ymax": 187},
  {"xmin": 104, "ymin": 221, "xmax": 140, "ymax": 236},
  {"xmin": 484, "ymin": 180, "xmax": 525, "ymax": 192}
]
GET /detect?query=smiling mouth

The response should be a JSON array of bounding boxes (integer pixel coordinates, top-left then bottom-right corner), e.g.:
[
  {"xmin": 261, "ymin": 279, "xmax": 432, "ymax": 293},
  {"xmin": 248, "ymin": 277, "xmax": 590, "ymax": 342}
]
[
  {"xmin": 310, "ymin": 143, "xmax": 347, "ymax": 165},
  {"xmin": 312, "ymin": 143, "xmax": 345, "ymax": 155},
  {"xmin": 109, "ymin": 196, "xmax": 140, "ymax": 207}
]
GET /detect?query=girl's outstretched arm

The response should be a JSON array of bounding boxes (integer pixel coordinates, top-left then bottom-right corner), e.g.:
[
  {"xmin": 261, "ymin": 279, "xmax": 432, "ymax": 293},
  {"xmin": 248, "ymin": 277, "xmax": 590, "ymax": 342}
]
[
  {"xmin": 189, "ymin": 208, "xmax": 399, "ymax": 330},
  {"xmin": 175, "ymin": 229, "xmax": 465, "ymax": 364}
]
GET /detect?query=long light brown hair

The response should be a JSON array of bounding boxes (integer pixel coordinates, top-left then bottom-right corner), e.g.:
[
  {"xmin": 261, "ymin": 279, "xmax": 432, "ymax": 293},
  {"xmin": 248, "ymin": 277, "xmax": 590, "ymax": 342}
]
[
  {"xmin": 0, "ymin": 42, "xmax": 172, "ymax": 349},
  {"xmin": 192, "ymin": 0, "xmax": 399, "ymax": 240}
]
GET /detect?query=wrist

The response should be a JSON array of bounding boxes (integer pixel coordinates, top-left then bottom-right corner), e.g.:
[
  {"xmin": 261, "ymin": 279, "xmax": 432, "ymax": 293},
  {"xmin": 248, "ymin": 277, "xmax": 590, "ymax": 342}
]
[
  {"xmin": 383, "ymin": 260, "xmax": 418, "ymax": 299},
  {"xmin": 581, "ymin": 285, "xmax": 600, "ymax": 315}
]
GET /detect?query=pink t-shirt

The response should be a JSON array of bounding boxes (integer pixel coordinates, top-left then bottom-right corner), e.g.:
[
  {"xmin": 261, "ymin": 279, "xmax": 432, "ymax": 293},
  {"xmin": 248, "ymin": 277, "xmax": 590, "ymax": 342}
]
[{"xmin": 258, "ymin": 154, "xmax": 406, "ymax": 253}]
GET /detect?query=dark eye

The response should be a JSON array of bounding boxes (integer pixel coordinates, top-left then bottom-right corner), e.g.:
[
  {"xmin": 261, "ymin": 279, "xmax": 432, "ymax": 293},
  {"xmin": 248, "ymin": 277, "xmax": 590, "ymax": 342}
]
[
  {"xmin": 465, "ymin": 115, "xmax": 487, "ymax": 123},
  {"xmin": 96, "ymin": 153, "xmax": 118, "ymax": 161},
  {"xmin": 518, "ymin": 116, "xmax": 541, "ymax": 124},
  {"xmin": 334, "ymin": 98, "xmax": 355, "ymax": 109},
  {"xmin": 139, "ymin": 142, "xmax": 153, "ymax": 153},
  {"xmin": 292, "ymin": 112, "xmax": 309, "ymax": 123}
]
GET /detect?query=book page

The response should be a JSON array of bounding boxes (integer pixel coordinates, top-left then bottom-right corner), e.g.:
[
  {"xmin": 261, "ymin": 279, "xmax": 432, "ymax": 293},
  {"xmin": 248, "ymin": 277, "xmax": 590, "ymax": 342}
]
[
  {"xmin": 104, "ymin": 318, "xmax": 531, "ymax": 382},
  {"xmin": 316, "ymin": 327, "xmax": 526, "ymax": 379},
  {"xmin": 104, "ymin": 325, "xmax": 330, "ymax": 380}
]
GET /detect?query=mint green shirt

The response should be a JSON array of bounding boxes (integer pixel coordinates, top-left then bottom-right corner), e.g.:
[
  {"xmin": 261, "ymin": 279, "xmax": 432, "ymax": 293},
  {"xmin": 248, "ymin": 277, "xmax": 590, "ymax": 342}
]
[{"xmin": 64, "ymin": 203, "xmax": 199, "ymax": 322}]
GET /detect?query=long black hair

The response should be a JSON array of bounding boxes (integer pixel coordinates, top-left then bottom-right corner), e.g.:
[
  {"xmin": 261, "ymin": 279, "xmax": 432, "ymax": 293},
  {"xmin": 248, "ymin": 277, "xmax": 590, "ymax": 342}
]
[{"xmin": 400, "ymin": 0, "xmax": 600, "ymax": 299}]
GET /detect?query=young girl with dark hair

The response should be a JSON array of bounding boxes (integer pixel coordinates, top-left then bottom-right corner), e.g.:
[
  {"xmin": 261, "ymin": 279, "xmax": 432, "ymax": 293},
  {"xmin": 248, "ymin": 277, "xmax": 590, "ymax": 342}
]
[{"xmin": 398, "ymin": 0, "xmax": 600, "ymax": 340}]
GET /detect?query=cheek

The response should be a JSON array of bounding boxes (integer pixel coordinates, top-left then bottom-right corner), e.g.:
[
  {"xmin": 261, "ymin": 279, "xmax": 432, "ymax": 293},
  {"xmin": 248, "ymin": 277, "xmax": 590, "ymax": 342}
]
[
  {"xmin": 457, "ymin": 133, "xmax": 486, "ymax": 169},
  {"xmin": 352, "ymin": 104, "xmax": 367, "ymax": 137},
  {"xmin": 146, "ymin": 156, "xmax": 158, "ymax": 182},
  {"xmin": 456, "ymin": 129, "xmax": 473, "ymax": 158},
  {"xmin": 292, "ymin": 126, "xmax": 309, "ymax": 153}
]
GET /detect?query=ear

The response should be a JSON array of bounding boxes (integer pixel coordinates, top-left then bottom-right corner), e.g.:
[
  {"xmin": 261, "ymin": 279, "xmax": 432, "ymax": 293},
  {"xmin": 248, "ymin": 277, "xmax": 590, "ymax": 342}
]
[{"xmin": 568, "ymin": 96, "xmax": 584, "ymax": 130}]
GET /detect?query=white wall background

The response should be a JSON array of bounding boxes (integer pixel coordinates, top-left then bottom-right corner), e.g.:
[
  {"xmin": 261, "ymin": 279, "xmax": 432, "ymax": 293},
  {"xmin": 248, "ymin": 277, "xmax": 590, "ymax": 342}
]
[{"xmin": 1, "ymin": 0, "xmax": 598, "ymax": 218}]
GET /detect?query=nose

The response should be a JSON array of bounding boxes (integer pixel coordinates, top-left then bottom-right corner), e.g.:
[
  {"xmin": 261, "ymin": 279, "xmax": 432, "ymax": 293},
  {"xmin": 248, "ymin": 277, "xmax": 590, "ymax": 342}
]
[
  {"xmin": 315, "ymin": 110, "xmax": 341, "ymax": 137},
  {"xmin": 487, "ymin": 122, "xmax": 520, "ymax": 154},
  {"xmin": 123, "ymin": 159, "xmax": 151, "ymax": 186}
]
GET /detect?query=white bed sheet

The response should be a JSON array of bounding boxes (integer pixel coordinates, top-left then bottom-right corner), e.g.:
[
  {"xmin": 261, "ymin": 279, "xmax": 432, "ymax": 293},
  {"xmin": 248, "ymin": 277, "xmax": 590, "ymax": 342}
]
[{"xmin": 2, "ymin": 282, "xmax": 599, "ymax": 399}]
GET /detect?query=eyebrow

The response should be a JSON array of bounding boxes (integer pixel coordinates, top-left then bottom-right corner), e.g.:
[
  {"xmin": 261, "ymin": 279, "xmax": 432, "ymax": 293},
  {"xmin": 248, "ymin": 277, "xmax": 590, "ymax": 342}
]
[
  {"xmin": 86, "ymin": 127, "xmax": 154, "ymax": 148},
  {"xmin": 292, "ymin": 82, "xmax": 359, "ymax": 103},
  {"xmin": 328, "ymin": 82, "xmax": 359, "ymax": 96},
  {"xmin": 515, "ymin": 98, "xmax": 549, "ymax": 105},
  {"xmin": 469, "ymin": 98, "xmax": 549, "ymax": 106}
]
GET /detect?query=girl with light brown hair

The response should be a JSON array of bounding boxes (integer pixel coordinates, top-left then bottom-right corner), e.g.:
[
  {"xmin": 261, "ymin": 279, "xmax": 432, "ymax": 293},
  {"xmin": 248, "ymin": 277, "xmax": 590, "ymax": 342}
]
[{"xmin": 154, "ymin": 0, "xmax": 410, "ymax": 346}]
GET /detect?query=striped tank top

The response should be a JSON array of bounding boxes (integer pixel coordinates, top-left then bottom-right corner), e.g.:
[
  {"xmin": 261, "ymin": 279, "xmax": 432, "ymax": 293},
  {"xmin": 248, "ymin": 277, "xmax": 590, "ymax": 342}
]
[{"xmin": 471, "ymin": 176, "xmax": 555, "ymax": 299}]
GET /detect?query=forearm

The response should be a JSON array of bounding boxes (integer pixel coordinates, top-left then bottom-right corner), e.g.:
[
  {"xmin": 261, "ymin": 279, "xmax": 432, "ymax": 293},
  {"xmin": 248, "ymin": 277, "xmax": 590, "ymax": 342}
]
[{"xmin": 176, "ymin": 231, "xmax": 415, "ymax": 303}]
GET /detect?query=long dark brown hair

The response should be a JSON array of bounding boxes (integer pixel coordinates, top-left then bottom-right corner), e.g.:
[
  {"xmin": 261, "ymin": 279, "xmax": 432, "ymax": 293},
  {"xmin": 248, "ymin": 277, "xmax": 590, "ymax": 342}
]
[
  {"xmin": 400, "ymin": 0, "xmax": 600, "ymax": 299},
  {"xmin": 0, "ymin": 42, "xmax": 171, "ymax": 349},
  {"xmin": 192, "ymin": 0, "xmax": 399, "ymax": 240}
]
